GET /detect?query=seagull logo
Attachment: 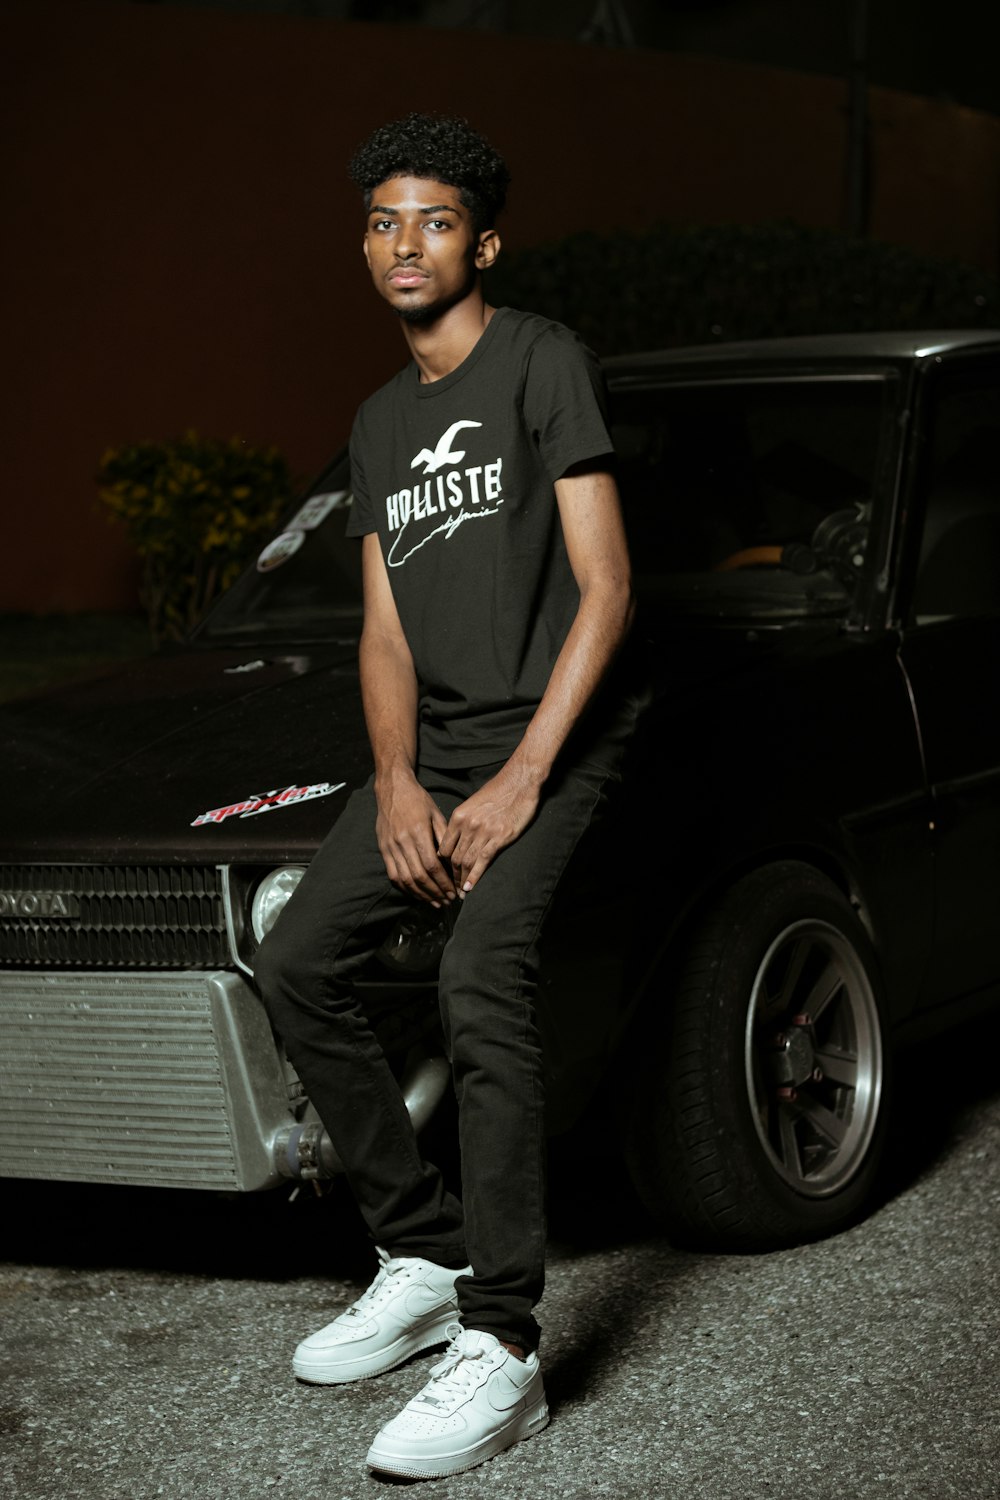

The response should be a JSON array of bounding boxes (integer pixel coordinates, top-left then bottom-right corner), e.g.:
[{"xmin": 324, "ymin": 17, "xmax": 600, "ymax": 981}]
[{"xmin": 411, "ymin": 420, "xmax": 482, "ymax": 475}]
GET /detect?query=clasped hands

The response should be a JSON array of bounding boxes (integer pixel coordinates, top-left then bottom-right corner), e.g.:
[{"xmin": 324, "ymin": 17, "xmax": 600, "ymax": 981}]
[{"xmin": 374, "ymin": 764, "xmax": 541, "ymax": 906}]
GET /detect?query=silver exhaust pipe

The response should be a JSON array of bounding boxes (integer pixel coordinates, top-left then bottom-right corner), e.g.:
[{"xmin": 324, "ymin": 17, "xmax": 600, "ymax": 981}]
[{"xmin": 272, "ymin": 1048, "xmax": 451, "ymax": 1180}]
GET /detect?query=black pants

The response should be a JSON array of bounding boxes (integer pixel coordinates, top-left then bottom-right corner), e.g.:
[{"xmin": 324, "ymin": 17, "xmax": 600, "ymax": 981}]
[{"xmin": 253, "ymin": 755, "xmax": 617, "ymax": 1352}]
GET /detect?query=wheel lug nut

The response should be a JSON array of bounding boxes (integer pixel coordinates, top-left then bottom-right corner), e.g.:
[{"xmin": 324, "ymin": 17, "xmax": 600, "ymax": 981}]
[
  {"xmin": 777, "ymin": 1086, "xmax": 797, "ymax": 1102},
  {"xmin": 812, "ymin": 1067, "xmax": 824, "ymax": 1083},
  {"xmin": 791, "ymin": 1013, "xmax": 812, "ymax": 1027}
]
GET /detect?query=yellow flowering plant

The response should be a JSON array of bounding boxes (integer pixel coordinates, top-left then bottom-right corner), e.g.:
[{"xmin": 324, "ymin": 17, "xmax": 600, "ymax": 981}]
[{"xmin": 98, "ymin": 431, "xmax": 294, "ymax": 643}]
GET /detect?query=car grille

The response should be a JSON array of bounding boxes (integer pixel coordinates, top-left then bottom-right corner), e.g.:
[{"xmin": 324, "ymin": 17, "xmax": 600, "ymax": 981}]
[{"xmin": 0, "ymin": 865, "xmax": 229, "ymax": 969}]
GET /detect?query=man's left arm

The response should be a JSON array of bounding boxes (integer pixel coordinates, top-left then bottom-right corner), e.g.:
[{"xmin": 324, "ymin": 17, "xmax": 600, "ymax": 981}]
[{"xmin": 438, "ymin": 465, "xmax": 635, "ymax": 895}]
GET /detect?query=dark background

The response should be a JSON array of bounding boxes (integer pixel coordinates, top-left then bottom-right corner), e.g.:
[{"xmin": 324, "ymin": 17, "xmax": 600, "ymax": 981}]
[
  {"xmin": 131, "ymin": 0, "xmax": 1000, "ymax": 114},
  {"xmin": 2, "ymin": 0, "xmax": 998, "ymax": 614}
]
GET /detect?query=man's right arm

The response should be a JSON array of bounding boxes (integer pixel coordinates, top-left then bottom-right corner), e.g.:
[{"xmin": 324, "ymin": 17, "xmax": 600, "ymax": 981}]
[{"xmin": 359, "ymin": 533, "xmax": 457, "ymax": 907}]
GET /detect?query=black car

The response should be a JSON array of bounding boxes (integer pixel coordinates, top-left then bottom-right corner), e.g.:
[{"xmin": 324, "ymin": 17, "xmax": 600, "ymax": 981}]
[{"xmin": 2, "ymin": 329, "xmax": 998, "ymax": 1250}]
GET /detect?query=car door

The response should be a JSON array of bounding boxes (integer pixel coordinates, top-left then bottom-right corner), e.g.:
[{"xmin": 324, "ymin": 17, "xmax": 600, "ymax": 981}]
[{"xmin": 897, "ymin": 350, "xmax": 1000, "ymax": 1009}]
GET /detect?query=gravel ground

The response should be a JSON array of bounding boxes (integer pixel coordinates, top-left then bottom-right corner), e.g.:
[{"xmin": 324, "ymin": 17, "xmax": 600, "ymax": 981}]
[{"xmin": 1, "ymin": 1020, "xmax": 998, "ymax": 1500}]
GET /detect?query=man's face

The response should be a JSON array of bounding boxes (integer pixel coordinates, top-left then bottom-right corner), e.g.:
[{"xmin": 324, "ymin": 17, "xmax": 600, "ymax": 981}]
[{"xmin": 362, "ymin": 175, "xmax": 499, "ymax": 323}]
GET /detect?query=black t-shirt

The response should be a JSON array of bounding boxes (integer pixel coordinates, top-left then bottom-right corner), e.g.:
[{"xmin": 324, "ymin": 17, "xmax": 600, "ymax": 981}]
[{"xmin": 347, "ymin": 306, "xmax": 616, "ymax": 767}]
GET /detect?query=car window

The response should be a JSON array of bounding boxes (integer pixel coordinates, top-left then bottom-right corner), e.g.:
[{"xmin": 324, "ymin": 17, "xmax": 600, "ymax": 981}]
[
  {"xmin": 610, "ymin": 377, "xmax": 889, "ymax": 619},
  {"xmin": 198, "ymin": 457, "xmax": 364, "ymax": 641},
  {"xmin": 198, "ymin": 373, "xmax": 894, "ymax": 641},
  {"xmin": 912, "ymin": 367, "xmax": 1000, "ymax": 624}
]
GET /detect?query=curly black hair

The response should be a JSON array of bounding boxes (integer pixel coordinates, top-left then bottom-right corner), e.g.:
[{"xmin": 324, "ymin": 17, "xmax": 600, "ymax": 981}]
[{"xmin": 348, "ymin": 113, "xmax": 510, "ymax": 233}]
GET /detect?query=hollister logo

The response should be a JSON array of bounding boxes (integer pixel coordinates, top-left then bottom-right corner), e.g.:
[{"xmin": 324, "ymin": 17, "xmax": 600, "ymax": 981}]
[
  {"xmin": 411, "ymin": 420, "xmax": 481, "ymax": 474},
  {"xmin": 0, "ymin": 890, "xmax": 80, "ymax": 919},
  {"xmin": 385, "ymin": 419, "xmax": 504, "ymax": 568}
]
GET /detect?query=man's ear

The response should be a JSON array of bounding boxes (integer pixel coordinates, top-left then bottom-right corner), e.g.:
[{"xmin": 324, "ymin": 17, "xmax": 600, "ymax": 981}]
[
  {"xmin": 475, "ymin": 229, "xmax": 501, "ymax": 271},
  {"xmin": 363, "ymin": 234, "xmax": 371, "ymax": 269}
]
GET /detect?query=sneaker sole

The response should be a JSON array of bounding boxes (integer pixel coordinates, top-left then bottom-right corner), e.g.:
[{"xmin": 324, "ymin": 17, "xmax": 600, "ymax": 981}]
[
  {"xmin": 292, "ymin": 1311, "xmax": 457, "ymax": 1386},
  {"xmin": 365, "ymin": 1399, "xmax": 550, "ymax": 1479}
]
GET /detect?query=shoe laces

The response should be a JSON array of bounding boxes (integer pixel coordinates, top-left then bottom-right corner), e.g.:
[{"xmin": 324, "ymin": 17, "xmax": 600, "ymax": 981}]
[
  {"xmin": 340, "ymin": 1251, "xmax": 415, "ymax": 1323},
  {"xmin": 419, "ymin": 1327, "xmax": 496, "ymax": 1409}
]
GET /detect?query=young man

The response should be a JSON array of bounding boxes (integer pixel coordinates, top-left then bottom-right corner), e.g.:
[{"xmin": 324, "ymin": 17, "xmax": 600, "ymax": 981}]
[{"xmin": 254, "ymin": 112, "xmax": 637, "ymax": 1480}]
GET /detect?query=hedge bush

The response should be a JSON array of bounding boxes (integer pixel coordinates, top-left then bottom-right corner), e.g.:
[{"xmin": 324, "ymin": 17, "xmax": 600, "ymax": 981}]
[
  {"xmin": 485, "ymin": 221, "xmax": 998, "ymax": 354},
  {"xmin": 98, "ymin": 431, "xmax": 293, "ymax": 644}
]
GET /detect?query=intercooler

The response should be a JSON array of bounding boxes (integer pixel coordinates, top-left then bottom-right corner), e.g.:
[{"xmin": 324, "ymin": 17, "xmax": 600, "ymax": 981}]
[{"xmin": 0, "ymin": 970, "xmax": 294, "ymax": 1190}]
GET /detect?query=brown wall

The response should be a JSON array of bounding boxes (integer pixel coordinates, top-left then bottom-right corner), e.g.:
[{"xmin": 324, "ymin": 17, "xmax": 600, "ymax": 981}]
[{"xmin": 3, "ymin": 0, "xmax": 998, "ymax": 613}]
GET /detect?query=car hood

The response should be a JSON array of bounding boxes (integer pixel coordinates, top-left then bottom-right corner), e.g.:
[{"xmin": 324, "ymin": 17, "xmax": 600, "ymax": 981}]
[
  {"xmin": 0, "ymin": 643, "xmax": 372, "ymax": 862},
  {"xmin": 0, "ymin": 618, "xmax": 852, "ymax": 866}
]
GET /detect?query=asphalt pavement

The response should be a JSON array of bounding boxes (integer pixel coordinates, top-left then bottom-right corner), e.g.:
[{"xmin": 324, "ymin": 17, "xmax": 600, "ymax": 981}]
[{"xmin": 1, "ymin": 1016, "xmax": 998, "ymax": 1500}]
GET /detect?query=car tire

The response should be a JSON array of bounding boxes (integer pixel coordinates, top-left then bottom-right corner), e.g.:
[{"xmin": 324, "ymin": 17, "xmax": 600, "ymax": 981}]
[{"xmin": 622, "ymin": 861, "xmax": 892, "ymax": 1250}]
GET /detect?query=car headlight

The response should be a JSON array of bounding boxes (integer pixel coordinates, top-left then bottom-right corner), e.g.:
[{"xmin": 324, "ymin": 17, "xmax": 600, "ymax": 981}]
[{"xmin": 250, "ymin": 865, "xmax": 307, "ymax": 943}]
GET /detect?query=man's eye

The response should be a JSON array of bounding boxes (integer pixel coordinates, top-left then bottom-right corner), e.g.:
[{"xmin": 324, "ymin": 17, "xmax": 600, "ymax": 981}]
[
  {"xmin": 427, "ymin": 220, "xmax": 450, "ymax": 230},
  {"xmin": 374, "ymin": 219, "xmax": 395, "ymax": 231}
]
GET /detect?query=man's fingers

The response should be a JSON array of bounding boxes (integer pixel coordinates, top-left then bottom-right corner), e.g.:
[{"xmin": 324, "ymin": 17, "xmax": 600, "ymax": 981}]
[
  {"xmin": 375, "ymin": 789, "xmax": 458, "ymax": 905},
  {"xmin": 378, "ymin": 834, "xmax": 455, "ymax": 905},
  {"xmin": 437, "ymin": 823, "xmax": 457, "ymax": 860},
  {"xmin": 396, "ymin": 840, "xmax": 455, "ymax": 904},
  {"xmin": 449, "ymin": 831, "xmax": 499, "ymax": 897},
  {"xmin": 456, "ymin": 845, "xmax": 495, "ymax": 896},
  {"xmin": 431, "ymin": 805, "xmax": 450, "ymax": 849}
]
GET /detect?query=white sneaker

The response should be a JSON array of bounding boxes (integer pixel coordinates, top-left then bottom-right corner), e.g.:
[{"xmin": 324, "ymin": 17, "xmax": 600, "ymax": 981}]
[
  {"xmin": 365, "ymin": 1327, "xmax": 549, "ymax": 1479},
  {"xmin": 292, "ymin": 1248, "xmax": 470, "ymax": 1385}
]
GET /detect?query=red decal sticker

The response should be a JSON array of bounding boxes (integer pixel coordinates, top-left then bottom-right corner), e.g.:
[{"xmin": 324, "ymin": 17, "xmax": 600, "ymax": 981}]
[{"xmin": 191, "ymin": 782, "xmax": 345, "ymax": 827}]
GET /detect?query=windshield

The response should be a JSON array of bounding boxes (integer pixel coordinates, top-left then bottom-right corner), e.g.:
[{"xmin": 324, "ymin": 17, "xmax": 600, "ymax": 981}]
[
  {"xmin": 200, "ymin": 372, "xmax": 891, "ymax": 642},
  {"xmin": 198, "ymin": 452, "xmax": 364, "ymax": 641},
  {"xmin": 610, "ymin": 375, "xmax": 889, "ymax": 619}
]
